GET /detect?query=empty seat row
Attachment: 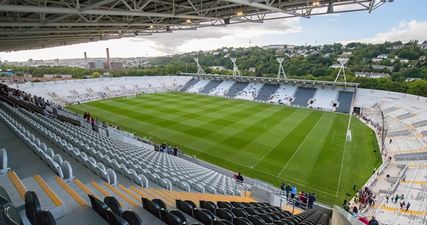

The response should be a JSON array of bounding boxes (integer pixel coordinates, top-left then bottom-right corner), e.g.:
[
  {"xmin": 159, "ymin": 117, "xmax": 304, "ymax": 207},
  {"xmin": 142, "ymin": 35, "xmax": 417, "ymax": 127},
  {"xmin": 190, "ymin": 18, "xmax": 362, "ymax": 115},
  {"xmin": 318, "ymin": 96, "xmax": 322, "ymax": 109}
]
[
  {"xmin": 143, "ymin": 197, "xmax": 203, "ymax": 225},
  {"xmin": 0, "ymin": 186, "xmax": 57, "ymax": 225},
  {"xmin": 88, "ymin": 194, "xmax": 143, "ymax": 225},
  {"xmin": 177, "ymin": 200, "xmax": 328, "ymax": 225},
  {"xmin": 0, "ymin": 106, "xmax": 73, "ymax": 182},
  {"xmin": 16, "ymin": 102, "xmax": 240, "ymax": 194}
]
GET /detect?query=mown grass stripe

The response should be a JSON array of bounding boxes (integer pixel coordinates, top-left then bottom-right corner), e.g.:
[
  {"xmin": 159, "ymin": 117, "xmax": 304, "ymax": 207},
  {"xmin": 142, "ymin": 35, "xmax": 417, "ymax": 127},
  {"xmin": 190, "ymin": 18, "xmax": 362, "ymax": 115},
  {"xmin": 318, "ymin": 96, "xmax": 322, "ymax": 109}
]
[{"xmin": 67, "ymin": 92, "xmax": 381, "ymax": 206}]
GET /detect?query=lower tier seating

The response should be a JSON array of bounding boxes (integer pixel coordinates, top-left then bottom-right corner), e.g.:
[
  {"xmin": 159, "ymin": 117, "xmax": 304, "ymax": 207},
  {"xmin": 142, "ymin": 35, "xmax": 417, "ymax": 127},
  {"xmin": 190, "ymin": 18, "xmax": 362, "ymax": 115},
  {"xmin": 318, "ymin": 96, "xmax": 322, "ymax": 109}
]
[{"xmin": 0, "ymin": 186, "xmax": 57, "ymax": 225}]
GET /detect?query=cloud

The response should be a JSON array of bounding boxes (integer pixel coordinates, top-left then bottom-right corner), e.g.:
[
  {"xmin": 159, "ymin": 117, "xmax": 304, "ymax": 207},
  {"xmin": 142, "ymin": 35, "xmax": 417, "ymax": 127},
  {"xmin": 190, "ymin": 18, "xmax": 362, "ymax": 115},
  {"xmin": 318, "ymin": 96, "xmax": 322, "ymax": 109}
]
[
  {"xmin": 346, "ymin": 20, "xmax": 427, "ymax": 44},
  {"xmin": 129, "ymin": 17, "xmax": 302, "ymax": 54}
]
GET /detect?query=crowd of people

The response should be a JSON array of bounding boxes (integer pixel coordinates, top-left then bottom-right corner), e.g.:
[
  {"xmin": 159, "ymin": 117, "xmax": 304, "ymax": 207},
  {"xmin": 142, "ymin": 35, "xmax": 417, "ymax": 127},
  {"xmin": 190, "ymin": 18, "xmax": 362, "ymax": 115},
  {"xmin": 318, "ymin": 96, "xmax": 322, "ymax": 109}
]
[
  {"xmin": 82, "ymin": 111, "xmax": 124, "ymax": 132},
  {"xmin": 157, "ymin": 142, "xmax": 179, "ymax": 156},
  {"xmin": 280, "ymin": 182, "xmax": 317, "ymax": 209},
  {"xmin": 386, "ymin": 193, "xmax": 411, "ymax": 211},
  {"xmin": 237, "ymin": 85, "xmax": 259, "ymax": 99},
  {"xmin": 355, "ymin": 187, "xmax": 376, "ymax": 209},
  {"xmin": 342, "ymin": 199, "xmax": 381, "ymax": 225},
  {"xmin": 83, "ymin": 112, "xmax": 98, "ymax": 131},
  {"xmin": 0, "ymin": 83, "xmax": 53, "ymax": 109}
]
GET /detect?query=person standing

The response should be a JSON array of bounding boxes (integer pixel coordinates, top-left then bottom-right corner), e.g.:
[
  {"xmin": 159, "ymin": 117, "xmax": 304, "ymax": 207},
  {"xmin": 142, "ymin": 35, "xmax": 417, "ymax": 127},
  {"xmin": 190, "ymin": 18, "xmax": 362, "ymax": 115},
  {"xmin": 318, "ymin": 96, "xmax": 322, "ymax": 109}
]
[
  {"xmin": 352, "ymin": 206, "xmax": 358, "ymax": 216},
  {"xmin": 285, "ymin": 184, "xmax": 291, "ymax": 199},
  {"xmin": 394, "ymin": 194, "xmax": 399, "ymax": 203},
  {"xmin": 173, "ymin": 146, "xmax": 178, "ymax": 156},
  {"xmin": 368, "ymin": 216, "xmax": 379, "ymax": 225},
  {"xmin": 280, "ymin": 182, "xmax": 285, "ymax": 192},
  {"xmin": 343, "ymin": 203, "xmax": 350, "ymax": 212},
  {"xmin": 290, "ymin": 186, "xmax": 297, "ymax": 199},
  {"xmin": 406, "ymin": 202, "xmax": 410, "ymax": 211},
  {"xmin": 308, "ymin": 193, "xmax": 316, "ymax": 209}
]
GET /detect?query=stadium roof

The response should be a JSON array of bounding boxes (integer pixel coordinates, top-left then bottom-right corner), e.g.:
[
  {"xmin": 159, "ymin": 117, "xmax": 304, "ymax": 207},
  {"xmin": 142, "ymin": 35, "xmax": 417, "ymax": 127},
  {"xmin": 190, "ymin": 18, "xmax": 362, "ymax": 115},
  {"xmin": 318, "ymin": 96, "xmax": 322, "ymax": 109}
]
[{"xmin": 0, "ymin": 0, "xmax": 391, "ymax": 52}]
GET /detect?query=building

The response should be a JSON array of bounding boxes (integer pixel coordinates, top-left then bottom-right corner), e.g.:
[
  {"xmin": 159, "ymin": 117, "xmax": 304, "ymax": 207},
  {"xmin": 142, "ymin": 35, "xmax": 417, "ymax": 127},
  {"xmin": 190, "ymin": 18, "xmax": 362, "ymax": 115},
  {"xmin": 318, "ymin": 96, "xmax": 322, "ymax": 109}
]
[
  {"xmin": 372, "ymin": 54, "xmax": 388, "ymax": 62},
  {"xmin": 405, "ymin": 77, "xmax": 421, "ymax": 82},
  {"xmin": 263, "ymin": 45, "xmax": 285, "ymax": 50},
  {"xmin": 43, "ymin": 74, "xmax": 73, "ymax": 79},
  {"xmin": 88, "ymin": 60, "xmax": 105, "ymax": 70},
  {"xmin": 0, "ymin": 69, "xmax": 15, "ymax": 76},
  {"xmin": 88, "ymin": 62, "xmax": 96, "ymax": 70},
  {"xmin": 355, "ymin": 72, "xmax": 390, "ymax": 79},
  {"xmin": 372, "ymin": 65, "xmax": 394, "ymax": 72},
  {"xmin": 397, "ymin": 58, "xmax": 409, "ymax": 64},
  {"xmin": 110, "ymin": 62, "xmax": 124, "ymax": 70},
  {"xmin": 209, "ymin": 66, "xmax": 226, "ymax": 71},
  {"xmin": 377, "ymin": 54, "xmax": 388, "ymax": 59},
  {"xmin": 420, "ymin": 40, "xmax": 427, "ymax": 49},
  {"xmin": 342, "ymin": 51, "xmax": 353, "ymax": 57},
  {"xmin": 329, "ymin": 64, "xmax": 342, "ymax": 69}
]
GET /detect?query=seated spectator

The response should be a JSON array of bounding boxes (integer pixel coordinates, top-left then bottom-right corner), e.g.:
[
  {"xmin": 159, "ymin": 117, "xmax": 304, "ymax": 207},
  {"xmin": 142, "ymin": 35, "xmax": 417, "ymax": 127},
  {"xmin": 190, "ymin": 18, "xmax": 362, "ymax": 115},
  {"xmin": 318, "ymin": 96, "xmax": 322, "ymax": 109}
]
[{"xmin": 235, "ymin": 172, "xmax": 244, "ymax": 183}]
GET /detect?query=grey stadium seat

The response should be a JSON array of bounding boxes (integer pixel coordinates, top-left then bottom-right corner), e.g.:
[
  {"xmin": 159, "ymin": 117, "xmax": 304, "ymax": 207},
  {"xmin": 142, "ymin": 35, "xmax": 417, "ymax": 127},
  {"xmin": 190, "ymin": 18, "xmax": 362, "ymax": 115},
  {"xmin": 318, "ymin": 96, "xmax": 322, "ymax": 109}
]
[{"xmin": 0, "ymin": 149, "xmax": 8, "ymax": 174}]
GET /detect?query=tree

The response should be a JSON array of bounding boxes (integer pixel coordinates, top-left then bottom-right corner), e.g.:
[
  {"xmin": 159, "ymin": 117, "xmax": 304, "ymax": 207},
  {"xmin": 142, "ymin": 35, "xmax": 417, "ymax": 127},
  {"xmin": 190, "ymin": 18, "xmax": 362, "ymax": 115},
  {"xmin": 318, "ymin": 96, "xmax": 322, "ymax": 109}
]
[
  {"xmin": 407, "ymin": 80, "xmax": 427, "ymax": 96},
  {"xmin": 92, "ymin": 71, "xmax": 101, "ymax": 78}
]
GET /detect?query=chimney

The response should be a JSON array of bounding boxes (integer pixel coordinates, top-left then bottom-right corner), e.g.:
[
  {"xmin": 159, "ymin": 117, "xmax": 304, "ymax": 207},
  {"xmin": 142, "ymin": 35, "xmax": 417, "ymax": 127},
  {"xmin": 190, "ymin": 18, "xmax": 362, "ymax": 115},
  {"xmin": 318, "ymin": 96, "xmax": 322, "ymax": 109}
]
[
  {"xmin": 106, "ymin": 48, "xmax": 111, "ymax": 70},
  {"xmin": 84, "ymin": 52, "xmax": 88, "ymax": 68}
]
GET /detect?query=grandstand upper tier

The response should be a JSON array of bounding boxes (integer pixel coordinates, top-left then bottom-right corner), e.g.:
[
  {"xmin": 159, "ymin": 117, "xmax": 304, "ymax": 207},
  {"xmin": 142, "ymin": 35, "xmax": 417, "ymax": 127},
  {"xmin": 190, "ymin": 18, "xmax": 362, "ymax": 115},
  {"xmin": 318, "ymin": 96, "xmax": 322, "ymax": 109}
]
[{"xmin": 0, "ymin": 0, "xmax": 392, "ymax": 51}]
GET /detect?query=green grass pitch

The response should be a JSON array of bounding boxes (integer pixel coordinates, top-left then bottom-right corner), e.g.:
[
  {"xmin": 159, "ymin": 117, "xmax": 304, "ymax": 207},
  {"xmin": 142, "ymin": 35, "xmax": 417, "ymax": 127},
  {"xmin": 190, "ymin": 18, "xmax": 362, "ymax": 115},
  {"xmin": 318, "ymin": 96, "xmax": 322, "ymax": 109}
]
[{"xmin": 67, "ymin": 92, "xmax": 382, "ymax": 206}]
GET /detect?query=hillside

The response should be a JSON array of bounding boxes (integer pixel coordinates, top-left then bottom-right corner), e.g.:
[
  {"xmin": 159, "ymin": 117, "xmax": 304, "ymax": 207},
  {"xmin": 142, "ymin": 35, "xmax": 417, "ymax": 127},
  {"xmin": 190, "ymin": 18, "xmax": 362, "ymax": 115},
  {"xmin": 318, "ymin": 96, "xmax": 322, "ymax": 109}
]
[{"xmin": 2, "ymin": 41, "xmax": 427, "ymax": 96}]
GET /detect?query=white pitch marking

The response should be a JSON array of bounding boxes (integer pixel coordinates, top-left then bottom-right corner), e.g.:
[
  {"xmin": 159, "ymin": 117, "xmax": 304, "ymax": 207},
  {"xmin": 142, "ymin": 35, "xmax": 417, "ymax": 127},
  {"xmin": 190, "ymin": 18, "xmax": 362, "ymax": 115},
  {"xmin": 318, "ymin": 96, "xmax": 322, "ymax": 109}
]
[
  {"xmin": 336, "ymin": 117, "xmax": 351, "ymax": 197},
  {"xmin": 277, "ymin": 114, "xmax": 324, "ymax": 177}
]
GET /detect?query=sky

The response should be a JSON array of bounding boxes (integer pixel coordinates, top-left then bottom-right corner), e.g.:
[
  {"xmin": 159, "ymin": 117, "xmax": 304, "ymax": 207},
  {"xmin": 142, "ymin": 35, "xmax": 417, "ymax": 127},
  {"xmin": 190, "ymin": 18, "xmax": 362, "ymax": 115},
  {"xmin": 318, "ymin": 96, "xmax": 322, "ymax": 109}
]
[{"xmin": 1, "ymin": 0, "xmax": 427, "ymax": 62}]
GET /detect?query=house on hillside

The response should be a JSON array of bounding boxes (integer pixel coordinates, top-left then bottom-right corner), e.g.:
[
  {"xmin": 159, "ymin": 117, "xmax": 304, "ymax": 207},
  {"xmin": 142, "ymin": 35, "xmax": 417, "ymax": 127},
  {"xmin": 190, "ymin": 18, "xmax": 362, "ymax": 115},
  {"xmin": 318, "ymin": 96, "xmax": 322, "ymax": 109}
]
[
  {"xmin": 372, "ymin": 54, "xmax": 389, "ymax": 63},
  {"xmin": 342, "ymin": 51, "xmax": 353, "ymax": 57},
  {"xmin": 377, "ymin": 54, "xmax": 388, "ymax": 59},
  {"xmin": 263, "ymin": 45, "xmax": 285, "ymax": 50},
  {"xmin": 355, "ymin": 72, "xmax": 390, "ymax": 79},
  {"xmin": 0, "ymin": 69, "xmax": 15, "ymax": 77},
  {"xmin": 394, "ymin": 56, "xmax": 409, "ymax": 63},
  {"xmin": 372, "ymin": 65, "xmax": 394, "ymax": 72},
  {"xmin": 405, "ymin": 77, "xmax": 421, "ymax": 82},
  {"xmin": 329, "ymin": 64, "xmax": 342, "ymax": 69},
  {"xmin": 209, "ymin": 66, "xmax": 226, "ymax": 71},
  {"xmin": 420, "ymin": 41, "xmax": 427, "ymax": 49}
]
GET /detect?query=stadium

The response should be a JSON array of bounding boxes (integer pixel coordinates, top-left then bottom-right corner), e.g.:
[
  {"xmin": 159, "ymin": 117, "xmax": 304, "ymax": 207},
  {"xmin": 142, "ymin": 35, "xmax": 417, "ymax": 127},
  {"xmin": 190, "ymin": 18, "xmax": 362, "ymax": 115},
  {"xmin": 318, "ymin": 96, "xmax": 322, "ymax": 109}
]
[{"xmin": 1, "ymin": 1, "xmax": 426, "ymax": 225}]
